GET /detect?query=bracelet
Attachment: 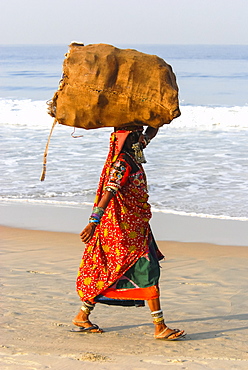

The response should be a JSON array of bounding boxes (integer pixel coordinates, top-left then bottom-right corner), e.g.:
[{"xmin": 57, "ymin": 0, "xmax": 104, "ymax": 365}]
[
  {"xmin": 91, "ymin": 213, "xmax": 101, "ymax": 220},
  {"xmin": 89, "ymin": 206, "xmax": 105, "ymax": 225},
  {"xmin": 105, "ymin": 186, "xmax": 117, "ymax": 196},
  {"xmin": 143, "ymin": 133, "xmax": 151, "ymax": 146},
  {"xmin": 89, "ymin": 219, "xmax": 100, "ymax": 224},
  {"xmin": 92, "ymin": 207, "xmax": 105, "ymax": 218}
]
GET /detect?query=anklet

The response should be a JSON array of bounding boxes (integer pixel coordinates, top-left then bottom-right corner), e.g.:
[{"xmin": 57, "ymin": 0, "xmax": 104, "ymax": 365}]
[
  {"xmin": 81, "ymin": 301, "xmax": 95, "ymax": 315},
  {"xmin": 151, "ymin": 310, "xmax": 165, "ymax": 325},
  {"xmin": 153, "ymin": 317, "xmax": 165, "ymax": 325},
  {"xmin": 151, "ymin": 310, "xmax": 163, "ymax": 316}
]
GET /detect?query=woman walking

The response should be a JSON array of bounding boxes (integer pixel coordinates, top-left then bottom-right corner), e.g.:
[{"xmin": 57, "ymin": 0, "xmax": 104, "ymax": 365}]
[{"xmin": 73, "ymin": 126, "xmax": 185, "ymax": 340}]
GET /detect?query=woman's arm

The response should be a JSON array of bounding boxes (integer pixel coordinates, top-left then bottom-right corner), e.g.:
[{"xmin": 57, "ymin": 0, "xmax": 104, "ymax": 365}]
[
  {"xmin": 145, "ymin": 126, "xmax": 159, "ymax": 140},
  {"xmin": 80, "ymin": 190, "xmax": 114, "ymax": 243},
  {"xmin": 139, "ymin": 127, "xmax": 159, "ymax": 148}
]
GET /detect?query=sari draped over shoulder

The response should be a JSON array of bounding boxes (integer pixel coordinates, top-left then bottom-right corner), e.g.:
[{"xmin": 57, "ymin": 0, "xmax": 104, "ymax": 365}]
[{"xmin": 76, "ymin": 132, "xmax": 163, "ymax": 303}]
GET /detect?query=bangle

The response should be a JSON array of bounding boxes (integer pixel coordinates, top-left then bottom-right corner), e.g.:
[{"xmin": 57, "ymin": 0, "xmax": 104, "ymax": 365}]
[
  {"xmin": 105, "ymin": 186, "xmax": 117, "ymax": 196},
  {"xmin": 92, "ymin": 207, "xmax": 105, "ymax": 218},
  {"xmin": 143, "ymin": 133, "xmax": 151, "ymax": 146},
  {"xmin": 89, "ymin": 219, "xmax": 100, "ymax": 224},
  {"xmin": 90, "ymin": 207, "xmax": 104, "ymax": 222},
  {"xmin": 89, "ymin": 207, "xmax": 105, "ymax": 225},
  {"xmin": 91, "ymin": 213, "xmax": 101, "ymax": 220}
]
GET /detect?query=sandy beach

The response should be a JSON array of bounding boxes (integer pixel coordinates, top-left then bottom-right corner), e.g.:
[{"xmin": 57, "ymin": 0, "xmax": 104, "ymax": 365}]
[
  {"xmin": 1, "ymin": 210, "xmax": 248, "ymax": 369},
  {"xmin": 1, "ymin": 0, "xmax": 248, "ymax": 366}
]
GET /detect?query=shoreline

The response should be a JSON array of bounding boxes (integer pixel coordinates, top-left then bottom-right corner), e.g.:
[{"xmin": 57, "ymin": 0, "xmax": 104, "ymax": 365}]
[
  {"xmin": 1, "ymin": 225, "xmax": 248, "ymax": 369},
  {"xmin": 1, "ymin": 200, "xmax": 248, "ymax": 246}
]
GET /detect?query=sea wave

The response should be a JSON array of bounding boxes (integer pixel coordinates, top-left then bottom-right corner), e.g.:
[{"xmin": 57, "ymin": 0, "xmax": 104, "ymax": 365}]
[
  {"xmin": 1, "ymin": 197, "xmax": 248, "ymax": 222},
  {"xmin": 2, "ymin": 98, "xmax": 248, "ymax": 221},
  {"xmin": 0, "ymin": 99, "xmax": 51, "ymax": 128},
  {"xmin": 1, "ymin": 98, "xmax": 248, "ymax": 130}
]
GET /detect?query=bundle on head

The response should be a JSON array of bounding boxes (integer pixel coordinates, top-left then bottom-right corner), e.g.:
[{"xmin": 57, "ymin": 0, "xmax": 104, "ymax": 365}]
[
  {"xmin": 48, "ymin": 42, "xmax": 181, "ymax": 130},
  {"xmin": 41, "ymin": 43, "xmax": 181, "ymax": 181}
]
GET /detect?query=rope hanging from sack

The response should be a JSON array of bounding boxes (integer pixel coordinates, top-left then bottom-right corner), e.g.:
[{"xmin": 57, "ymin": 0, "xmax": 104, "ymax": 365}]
[{"xmin": 40, "ymin": 119, "xmax": 57, "ymax": 181}]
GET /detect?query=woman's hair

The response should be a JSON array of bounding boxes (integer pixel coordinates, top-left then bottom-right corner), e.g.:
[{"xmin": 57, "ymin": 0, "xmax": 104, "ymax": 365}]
[
  {"xmin": 129, "ymin": 130, "xmax": 140, "ymax": 143},
  {"xmin": 122, "ymin": 130, "xmax": 142, "ymax": 153}
]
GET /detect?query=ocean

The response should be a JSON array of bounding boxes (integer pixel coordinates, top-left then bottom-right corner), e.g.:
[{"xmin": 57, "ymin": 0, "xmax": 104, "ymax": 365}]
[{"xmin": 1, "ymin": 44, "xmax": 248, "ymax": 220}]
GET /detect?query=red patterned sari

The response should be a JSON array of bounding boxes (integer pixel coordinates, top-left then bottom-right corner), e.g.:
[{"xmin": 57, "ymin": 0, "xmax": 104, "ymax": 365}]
[{"xmin": 76, "ymin": 132, "xmax": 163, "ymax": 305}]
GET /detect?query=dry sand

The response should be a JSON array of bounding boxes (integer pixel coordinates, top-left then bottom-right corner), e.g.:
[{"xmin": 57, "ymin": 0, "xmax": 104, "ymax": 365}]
[{"xmin": 1, "ymin": 225, "xmax": 248, "ymax": 369}]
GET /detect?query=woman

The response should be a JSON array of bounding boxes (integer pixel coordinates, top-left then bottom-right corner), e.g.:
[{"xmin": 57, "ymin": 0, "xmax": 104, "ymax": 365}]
[{"xmin": 73, "ymin": 126, "xmax": 185, "ymax": 340}]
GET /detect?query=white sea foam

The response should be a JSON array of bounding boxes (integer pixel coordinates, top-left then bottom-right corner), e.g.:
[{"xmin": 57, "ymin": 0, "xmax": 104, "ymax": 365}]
[
  {"xmin": 1, "ymin": 98, "xmax": 248, "ymax": 130},
  {"xmin": 174, "ymin": 105, "xmax": 248, "ymax": 129},
  {"xmin": 1, "ymin": 98, "xmax": 248, "ymax": 220},
  {"xmin": 1, "ymin": 197, "xmax": 248, "ymax": 221},
  {"xmin": 0, "ymin": 99, "xmax": 53, "ymax": 128},
  {"xmin": 151, "ymin": 207, "xmax": 248, "ymax": 222}
]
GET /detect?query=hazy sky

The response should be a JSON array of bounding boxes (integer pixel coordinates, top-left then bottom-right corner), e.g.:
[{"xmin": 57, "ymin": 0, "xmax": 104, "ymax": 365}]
[{"xmin": 1, "ymin": 0, "xmax": 248, "ymax": 45}]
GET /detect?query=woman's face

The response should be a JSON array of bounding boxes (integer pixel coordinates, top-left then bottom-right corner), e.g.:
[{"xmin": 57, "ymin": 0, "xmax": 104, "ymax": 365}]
[{"xmin": 124, "ymin": 131, "xmax": 140, "ymax": 151}]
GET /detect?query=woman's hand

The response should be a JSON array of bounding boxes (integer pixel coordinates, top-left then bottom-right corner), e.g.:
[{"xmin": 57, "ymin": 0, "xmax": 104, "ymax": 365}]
[
  {"xmin": 139, "ymin": 127, "xmax": 159, "ymax": 148},
  {"xmin": 138, "ymin": 133, "xmax": 148, "ymax": 148},
  {"xmin": 80, "ymin": 190, "xmax": 114, "ymax": 244},
  {"xmin": 80, "ymin": 223, "xmax": 97, "ymax": 244}
]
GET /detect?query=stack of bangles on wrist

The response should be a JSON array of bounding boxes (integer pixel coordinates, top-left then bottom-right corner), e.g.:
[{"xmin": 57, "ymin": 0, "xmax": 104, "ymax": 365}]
[{"xmin": 89, "ymin": 206, "xmax": 105, "ymax": 225}]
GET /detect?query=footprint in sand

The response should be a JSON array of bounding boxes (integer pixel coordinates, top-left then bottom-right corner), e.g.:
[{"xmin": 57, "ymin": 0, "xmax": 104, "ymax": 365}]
[
  {"xmin": 180, "ymin": 282, "xmax": 215, "ymax": 286},
  {"xmin": 26, "ymin": 270, "xmax": 59, "ymax": 275},
  {"xmin": 142, "ymin": 358, "xmax": 187, "ymax": 365},
  {"xmin": 78, "ymin": 352, "xmax": 111, "ymax": 362},
  {"xmin": 11, "ymin": 269, "xmax": 59, "ymax": 275},
  {"xmin": 0, "ymin": 356, "xmax": 42, "ymax": 369}
]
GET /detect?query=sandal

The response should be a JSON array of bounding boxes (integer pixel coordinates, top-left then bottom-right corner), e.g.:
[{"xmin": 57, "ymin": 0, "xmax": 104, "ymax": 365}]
[
  {"xmin": 155, "ymin": 328, "xmax": 186, "ymax": 341},
  {"xmin": 71, "ymin": 319, "xmax": 103, "ymax": 333}
]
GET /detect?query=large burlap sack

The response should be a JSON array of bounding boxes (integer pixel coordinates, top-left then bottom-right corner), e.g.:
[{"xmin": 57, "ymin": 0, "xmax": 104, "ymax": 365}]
[
  {"xmin": 41, "ymin": 43, "xmax": 181, "ymax": 181},
  {"xmin": 48, "ymin": 43, "xmax": 181, "ymax": 129}
]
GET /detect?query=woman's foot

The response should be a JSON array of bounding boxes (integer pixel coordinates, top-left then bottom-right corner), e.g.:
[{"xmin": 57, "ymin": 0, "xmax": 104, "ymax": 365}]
[
  {"xmin": 72, "ymin": 310, "xmax": 103, "ymax": 333},
  {"xmin": 154, "ymin": 322, "xmax": 185, "ymax": 340}
]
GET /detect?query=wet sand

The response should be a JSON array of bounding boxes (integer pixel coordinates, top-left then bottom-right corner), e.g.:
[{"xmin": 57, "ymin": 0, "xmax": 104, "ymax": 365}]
[{"xmin": 1, "ymin": 201, "xmax": 248, "ymax": 246}]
